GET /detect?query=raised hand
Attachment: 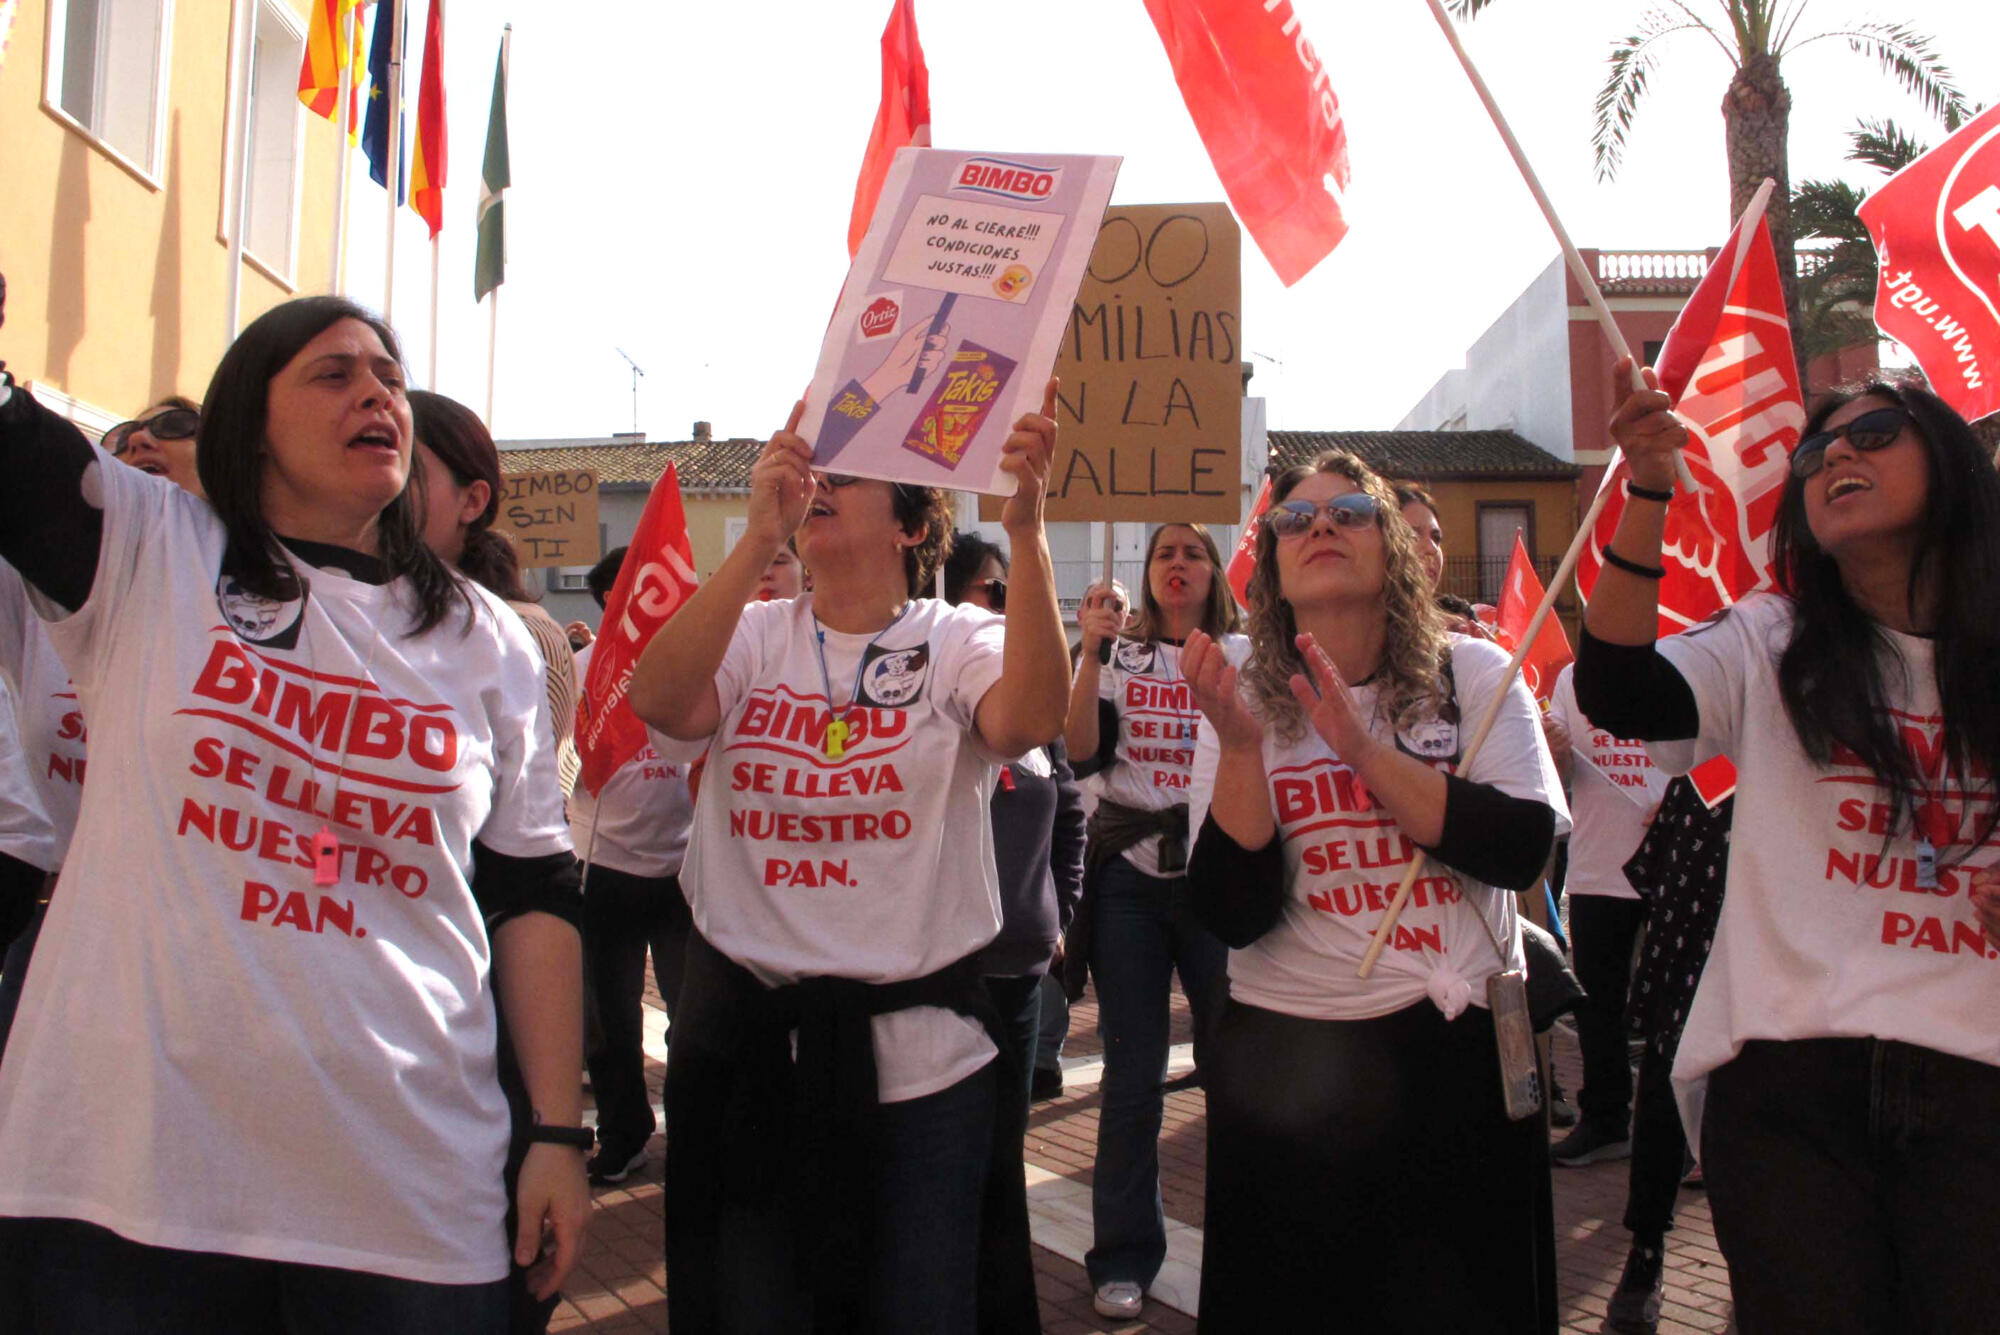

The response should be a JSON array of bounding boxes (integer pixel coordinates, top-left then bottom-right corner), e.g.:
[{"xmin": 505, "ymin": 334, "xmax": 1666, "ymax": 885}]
[
  {"xmin": 747, "ymin": 400, "xmax": 817, "ymax": 554},
  {"xmin": 1183, "ymin": 630, "xmax": 1261, "ymax": 751},
  {"xmin": 1609, "ymin": 358, "xmax": 1689, "ymax": 494},
  {"xmin": 1077, "ymin": 581, "xmax": 1127, "ymax": 657},
  {"xmin": 1287, "ymin": 632, "xmax": 1373, "ymax": 761},
  {"xmin": 998, "ymin": 377, "xmax": 1058, "ymax": 534}
]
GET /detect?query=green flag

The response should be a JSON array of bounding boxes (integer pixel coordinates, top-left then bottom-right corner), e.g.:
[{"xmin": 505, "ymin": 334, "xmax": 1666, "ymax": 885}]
[{"xmin": 474, "ymin": 30, "xmax": 509, "ymax": 302}]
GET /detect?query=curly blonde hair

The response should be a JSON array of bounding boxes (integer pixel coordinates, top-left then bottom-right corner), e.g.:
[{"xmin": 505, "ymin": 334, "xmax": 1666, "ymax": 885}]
[{"xmin": 1240, "ymin": 451, "xmax": 1450, "ymax": 743}]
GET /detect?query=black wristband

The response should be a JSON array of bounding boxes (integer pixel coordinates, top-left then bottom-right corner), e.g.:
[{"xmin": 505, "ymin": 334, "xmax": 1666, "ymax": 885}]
[
  {"xmin": 1624, "ymin": 479, "xmax": 1675, "ymax": 503},
  {"xmin": 526, "ymin": 1123, "xmax": 595, "ymax": 1151},
  {"xmin": 1601, "ymin": 546, "xmax": 1667, "ymax": 580}
]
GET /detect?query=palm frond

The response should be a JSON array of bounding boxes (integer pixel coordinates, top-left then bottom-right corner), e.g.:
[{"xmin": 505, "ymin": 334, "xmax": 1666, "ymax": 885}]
[
  {"xmin": 1593, "ymin": 14, "xmax": 1706, "ymax": 182},
  {"xmin": 1792, "ymin": 178, "xmax": 1868, "ymax": 241},
  {"xmin": 1844, "ymin": 118, "xmax": 1927, "ymax": 175},
  {"xmin": 1444, "ymin": 0, "xmax": 1498, "ymax": 20},
  {"xmin": 1790, "ymin": 23, "xmax": 1971, "ymax": 126}
]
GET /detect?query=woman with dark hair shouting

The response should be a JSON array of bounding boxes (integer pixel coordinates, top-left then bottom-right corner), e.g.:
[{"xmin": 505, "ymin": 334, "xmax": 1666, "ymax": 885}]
[
  {"xmin": 1575, "ymin": 365, "xmax": 2000, "ymax": 1334},
  {"xmin": 629, "ymin": 387, "xmax": 1070, "ymax": 1332},
  {"xmin": 1181, "ymin": 449, "xmax": 1566, "ymax": 1334},
  {"xmin": 0, "ymin": 297, "xmax": 588, "ymax": 1332}
]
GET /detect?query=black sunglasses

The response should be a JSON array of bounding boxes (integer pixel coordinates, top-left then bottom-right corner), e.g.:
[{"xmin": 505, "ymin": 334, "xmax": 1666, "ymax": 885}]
[
  {"xmin": 975, "ymin": 578, "xmax": 1007, "ymax": 611},
  {"xmin": 105, "ymin": 408, "xmax": 200, "ymax": 457},
  {"xmin": 1792, "ymin": 407, "xmax": 1910, "ymax": 480},
  {"xmin": 816, "ymin": 471, "xmax": 916, "ymax": 500}
]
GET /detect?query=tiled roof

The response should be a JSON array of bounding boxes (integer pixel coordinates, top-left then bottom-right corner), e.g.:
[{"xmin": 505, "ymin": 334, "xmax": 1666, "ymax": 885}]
[
  {"xmin": 1266, "ymin": 429, "xmax": 1579, "ymax": 481},
  {"xmin": 495, "ymin": 437, "xmax": 763, "ymax": 491}
]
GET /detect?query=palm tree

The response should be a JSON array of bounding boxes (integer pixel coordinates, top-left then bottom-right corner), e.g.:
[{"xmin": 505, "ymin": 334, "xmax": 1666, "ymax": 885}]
[{"xmin": 1448, "ymin": 1, "xmax": 1969, "ymax": 376}]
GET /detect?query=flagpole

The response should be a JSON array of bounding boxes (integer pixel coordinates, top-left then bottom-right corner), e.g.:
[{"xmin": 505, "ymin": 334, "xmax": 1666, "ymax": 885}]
[
  {"xmin": 329, "ymin": 2, "xmax": 355, "ymax": 294},
  {"xmin": 225, "ymin": 0, "xmax": 258, "ymax": 343},
  {"xmin": 485, "ymin": 287, "xmax": 499, "ymax": 428},
  {"xmin": 428, "ymin": 234, "xmax": 441, "ymax": 388},
  {"xmin": 383, "ymin": 0, "xmax": 404, "ymax": 324},
  {"xmin": 1422, "ymin": 0, "xmax": 1696, "ymax": 492}
]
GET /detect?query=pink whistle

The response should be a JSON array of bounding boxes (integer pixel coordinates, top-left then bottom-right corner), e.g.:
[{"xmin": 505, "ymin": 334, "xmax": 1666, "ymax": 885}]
[{"xmin": 311, "ymin": 826, "xmax": 340, "ymax": 887}]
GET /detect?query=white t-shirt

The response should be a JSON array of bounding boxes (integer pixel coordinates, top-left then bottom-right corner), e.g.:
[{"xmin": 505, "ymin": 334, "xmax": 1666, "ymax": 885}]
[
  {"xmin": 1190, "ymin": 635, "xmax": 1570, "ymax": 1021},
  {"xmin": 1547, "ymin": 663, "xmax": 1665, "ymax": 899},
  {"xmin": 1650, "ymin": 593, "xmax": 2000, "ymax": 1139},
  {"xmin": 1094, "ymin": 634, "xmax": 1250, "ymax": 877},
  {"xmin": 658, "ymin": 595, "xmax": 1008, "ymax": 1102},
  {"xmin": 568, "ymin": 644, "xmax": 693, "ymax": 879},
  {"xmin": 0, "ymin": 455, "xmax": 571, "ymax": 1284},
  {"xmin": 0, "ymin": 565, "xmax": 85, "ymax": 867},
  {"xmin": 0, "ymin": 680, "xmax": 59, "ymax": 874}
]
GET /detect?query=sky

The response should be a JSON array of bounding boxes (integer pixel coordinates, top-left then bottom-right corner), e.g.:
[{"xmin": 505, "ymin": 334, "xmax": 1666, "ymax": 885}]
[{"xmin": 338, "ymin": 0, "xmax": 2000, "ymax": 446}]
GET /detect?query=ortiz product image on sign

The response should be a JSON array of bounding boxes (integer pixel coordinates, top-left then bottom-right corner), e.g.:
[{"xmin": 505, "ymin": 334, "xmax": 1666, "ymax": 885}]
[{"xmin": 804, "ymin": 147, "xmax": 1121, "ymax": 496}]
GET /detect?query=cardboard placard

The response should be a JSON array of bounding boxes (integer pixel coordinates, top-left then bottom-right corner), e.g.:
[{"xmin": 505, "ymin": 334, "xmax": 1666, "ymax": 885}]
[
  {"xmin": 983, "ymin": 203, "xmax": 1242, "ymax": 523},
  {"xmin": 804, "ymin": 148, "xmax": 1122, "ymax": 496},
  {"xmin": 493, "ymin": 469, "xmax": 600, "ymax": 567}
]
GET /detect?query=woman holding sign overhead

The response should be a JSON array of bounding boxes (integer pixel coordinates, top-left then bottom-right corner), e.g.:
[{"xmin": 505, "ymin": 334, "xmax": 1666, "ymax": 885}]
[
  {"xmin": 1062, "ymin": 522, "xmax": 1244, "ymax": 1321},
  {"xmin": 1576, "ymin": 368, "xmax": 2000, "ymax": 1334},
  {"xmin": 628, "ymin": 386, "xmax": 1070, "ymax": 1333},
  {"xmin": 1180, "ymin": 449, "xmax": 1565, "ymax": 1334}
]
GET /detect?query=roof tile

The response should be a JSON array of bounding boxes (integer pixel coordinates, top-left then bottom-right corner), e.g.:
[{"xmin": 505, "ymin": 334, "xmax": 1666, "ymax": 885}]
[
  {"xmin": 1266, "ymin": 429, "xmax": 1579, "ymax": 481},
  {"xmin": 495, "ymin": 437, "xmax": 763, "ymax": 490}
]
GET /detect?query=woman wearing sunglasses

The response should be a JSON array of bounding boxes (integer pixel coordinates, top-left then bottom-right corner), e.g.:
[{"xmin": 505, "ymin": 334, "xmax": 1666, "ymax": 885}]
[
  {"xmin": 943, "ymin": 530, "xmax": 1086, "ymax": 1334},
  {"xmin": 1576, "ymin": 367, "xmax": 2000, "ymax": 1334},
  {"xmin": 102, "ymin": 397, "xmax": 204, "ymax": 496},
  {"xmin": 628, "ymin": 390, "xmax": 1070, "ymax": 1332},
  {"xmin": 1179, "ymin": 450, "xmax": 1566, "ymax": 1333},
  {"xmin": 1061, "ymin": 520, "xmax": 1243, "ymax": 1321}
]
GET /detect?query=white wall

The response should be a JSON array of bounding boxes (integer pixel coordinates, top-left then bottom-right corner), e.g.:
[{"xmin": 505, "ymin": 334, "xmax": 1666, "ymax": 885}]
[{"xmin": 1395, "ymin": 259, "xmax": 1574, "ymax": 459}]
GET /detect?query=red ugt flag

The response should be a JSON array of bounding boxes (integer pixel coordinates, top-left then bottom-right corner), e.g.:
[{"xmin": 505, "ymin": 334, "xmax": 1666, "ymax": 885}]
[
  {"xmin": 847, "ymin": 0, "xmax": 931, "ymax": 258},
  {"xmin": 575, "ymin": 464, "xmax": 701, "ymax": 797},
  {"xmin": 1859, "ymin": 102, "xmax": 2000, "ymax": 424},
  {"xmin": 1576, "ymin": 188, "xmax": 1803, "ymax": 636},
  {"xmin": 1225, "ymin": 475, "xmax": 1272, "ymax": 608},
  {"xmin": 1492, "ymin": 534, "xmax": 1571, "ymax": 702},
  {"xmin": 1141, "ymin": 0, "xmax": 1351, "ymax": 286}
]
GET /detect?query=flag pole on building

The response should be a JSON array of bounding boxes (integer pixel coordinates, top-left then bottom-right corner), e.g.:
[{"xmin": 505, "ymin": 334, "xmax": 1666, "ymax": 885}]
[
  {"xmin": 410, "ymin": 0, "xmax": 447, "ymax": 387},
  {"xmin": 383, "ymin": 2, "xmax": 405, "ymax": 324},
  {"xmin": 1420, "ymin": 0, "xmax": 1695, "ymax": 492},
  {"xmin": 476, "ymin": 25, "xmax": 511, "ymax": 428},
  {"xmin": 226, "ymin": 0, "xmax": 258, "ymax": 342},
  {"xmin": 328, "ymin": 2, "xmax": 357, "ymax": 293}
]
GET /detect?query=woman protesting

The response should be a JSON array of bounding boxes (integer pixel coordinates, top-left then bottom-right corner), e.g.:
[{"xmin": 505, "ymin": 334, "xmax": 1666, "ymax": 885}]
[
  {"xmin": 1062, "ymin": 523, "xmax": 1245, "ymax": 1322},
  {"xmin": 0, "ymin": 296, "xmax": 587, "ymax": 1331},
  {"xmin": 1181, "ymin": 449, "xmax": 1566, "ymax": 1334},
  {"xmin": 1576, "ymin": 366, "xmax": 2000, "ymax": 1334},
  {"xmin": 629, "ymin": 386, "xmax": 1070, "ymax": 1332}
]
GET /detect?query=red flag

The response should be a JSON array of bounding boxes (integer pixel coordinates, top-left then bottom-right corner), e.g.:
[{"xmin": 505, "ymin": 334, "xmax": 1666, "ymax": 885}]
[
  {"xmin": 1140, "ymin": 0, "xmax": 1350, "ymax": 286},
  {"xmin": 1577, "ymin": 188, "xmax": 1803, "ymax": 636},
  {"xmin": 574, "ymin": 464, "xmax": 701, "ymax": 797},
  {"xmin": 1225, "ymin": 476, "xmax": 1272, "ymax": 608},
  {"xmin": 297, "ymin": 0, "xmax": 363, "ymax": 140},
  {"xmin": 846, "ymin": 0, "xmax": 931, "ymax": 257},
  {"xmin": 1858, "ymin": 103, "xmax": 2000, "ymax": 424},
  {"xmin": 410, "ymin": 0, "xmax": 447, "ymax": 238},
  {"xmin": 1689, "ymin": 755, "xmax": 1738, "ymax": 810},
  {"xmin": 1492, "ymin": 534, "xmax": 1571, "ymax": 702}
]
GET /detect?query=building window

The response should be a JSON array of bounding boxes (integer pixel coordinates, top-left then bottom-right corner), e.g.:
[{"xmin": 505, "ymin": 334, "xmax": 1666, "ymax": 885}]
[
  {"xmin": 45, "ymin": 0, "xmax": 174, "ymax": 177},
  {"xmin": 1475, "ymin": 503, "xmax": 1533, "ymax": 603},
  {"xmin": 241, "ymin": 0, "xmax": 305, "ymax": 276}
]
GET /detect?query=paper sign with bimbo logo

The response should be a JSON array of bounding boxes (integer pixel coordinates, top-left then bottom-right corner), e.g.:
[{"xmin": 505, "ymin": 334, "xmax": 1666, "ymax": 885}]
[{"xmin": 804, "ymin": 148, "xmax": 1121, "ymax": 495}]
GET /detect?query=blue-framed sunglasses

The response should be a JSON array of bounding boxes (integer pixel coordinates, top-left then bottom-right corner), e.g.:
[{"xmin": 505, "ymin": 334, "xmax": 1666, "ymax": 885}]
[
  {"xmin": 1791, "ymin": 406, "xmax": 1910, "ymax": 480},
  {"xmin": 1267, "ymin": 492, "xmax": 1379, "ymax": 537}
]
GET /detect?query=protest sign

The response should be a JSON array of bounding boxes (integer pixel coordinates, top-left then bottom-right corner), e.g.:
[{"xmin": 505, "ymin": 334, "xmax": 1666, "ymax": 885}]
[
  {"xmin": 492, "ymin": 469, "xmax": 600, "ymax": 567},
  {"xmin": 804, "ymin": 148, "xmax": 1121, "ymax": 495},
  {"xmin": 985, "ymin": 203, "xmax": 1241, "ymax": 523}
]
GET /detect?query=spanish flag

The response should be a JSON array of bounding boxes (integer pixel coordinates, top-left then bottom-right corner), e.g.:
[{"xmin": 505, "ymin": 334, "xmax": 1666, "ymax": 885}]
[
  {"xmin": 297, "ymin": 0, "xmax": 364, "ymax": 142},
  {"xmin": 410, "ymin": 0, "xmax": 446, "ymax": 237}
]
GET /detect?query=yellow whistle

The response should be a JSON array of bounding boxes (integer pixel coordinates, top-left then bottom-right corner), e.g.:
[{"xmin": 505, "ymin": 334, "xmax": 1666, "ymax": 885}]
[{"xmin": 824, "ymin": 719, "xmax": 851, "ymax": 759}]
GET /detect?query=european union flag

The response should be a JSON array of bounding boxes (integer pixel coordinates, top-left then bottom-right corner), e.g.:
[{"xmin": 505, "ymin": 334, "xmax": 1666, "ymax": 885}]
[{"xmin": 362, "ymin": 0, "xmax": 405, "ymax": 201}]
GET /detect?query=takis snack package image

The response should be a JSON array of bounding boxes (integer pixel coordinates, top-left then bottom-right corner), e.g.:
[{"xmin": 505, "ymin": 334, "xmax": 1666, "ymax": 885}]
[{"xmin": 902, "ymin": 342, "xmax": 1018, "ymax": 471}]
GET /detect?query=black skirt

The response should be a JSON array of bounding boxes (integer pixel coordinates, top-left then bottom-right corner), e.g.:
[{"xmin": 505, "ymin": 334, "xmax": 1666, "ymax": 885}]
[{"xmin": 1198, "ymin": 997, "xmax": 1556, "ymax": 1335}]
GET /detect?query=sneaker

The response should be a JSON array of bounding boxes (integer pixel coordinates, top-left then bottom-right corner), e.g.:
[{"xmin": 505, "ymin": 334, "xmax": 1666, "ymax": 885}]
[
  {"xmin": 1548, "ymin": 1089, "xmax": 1580, "ymax": 1129},
  {"xmin": 1605, "ymin": 1243, "xmax": 1665, "ymax": 1334},
  {"xmin": 1031, "ymin": 1066, "xmax": 1065, "ymax": 1101},
  {"xmin": 1093, "ymin": 1281, "xmax": 1144, "ymax": 1319},
  {"xmin": 1550, "ymin": 1121, "xmax": 1631, "ymax": 1167},
  {"xmin": 587, "ymin": 1140, "xmax": 647, "ymax": 1185}
]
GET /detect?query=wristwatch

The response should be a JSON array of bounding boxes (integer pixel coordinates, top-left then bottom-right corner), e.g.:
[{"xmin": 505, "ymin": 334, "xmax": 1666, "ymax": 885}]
[{"xmin": 526, "ymin": 1122, "xmax": 595, "ymax": 1151}]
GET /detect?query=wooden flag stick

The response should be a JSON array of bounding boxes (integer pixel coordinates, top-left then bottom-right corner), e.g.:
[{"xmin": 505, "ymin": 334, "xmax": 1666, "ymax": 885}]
[
  {"xmin": 1421, "ymin": 0, "xmax": 1696, "ymax": 492},
  {"xmin": 1357, "ymin": 478, "xmax": 1617, "ymax": 977}
]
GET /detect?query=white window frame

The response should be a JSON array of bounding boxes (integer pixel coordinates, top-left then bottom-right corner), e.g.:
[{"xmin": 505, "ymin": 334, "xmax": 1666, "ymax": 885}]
[
  {"xmin": 41, "ymin": 0, "xmax": 177, "ymax": 188},
  {"xmin": 243, "ymin": 0, "xmax": 306, "ymax": 285}
]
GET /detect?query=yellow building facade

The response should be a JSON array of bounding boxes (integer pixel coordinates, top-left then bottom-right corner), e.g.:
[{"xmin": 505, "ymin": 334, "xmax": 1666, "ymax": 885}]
[{"xmin": 2, "ymin": 0, "xmax": 346, "ymax": 434}]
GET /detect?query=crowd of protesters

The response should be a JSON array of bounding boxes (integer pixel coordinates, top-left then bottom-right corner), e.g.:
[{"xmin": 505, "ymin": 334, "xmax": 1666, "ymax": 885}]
[{"xmin": 0, "ymin": 285, "xmax": 1996, "ymax": 1335}]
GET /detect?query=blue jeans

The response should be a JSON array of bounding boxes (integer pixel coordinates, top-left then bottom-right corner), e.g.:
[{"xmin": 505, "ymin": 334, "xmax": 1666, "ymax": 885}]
[
  {"xmin": 0, "ymin": 1217, "xmax": 510, "ymax": 1334},
  {"xmin": 1034, "ymin": 971, "xmax": 1069, "ymax": 1072},
  {"xmin": 1086, "ymin": 857, "xmax": 1228, "ymax": 1288}
]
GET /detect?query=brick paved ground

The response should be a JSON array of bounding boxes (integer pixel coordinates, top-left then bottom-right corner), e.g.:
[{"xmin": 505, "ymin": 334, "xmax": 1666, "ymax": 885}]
[{"xmin": 550, "ymin": 980, "xmax": 1733, "ymax": 1333}]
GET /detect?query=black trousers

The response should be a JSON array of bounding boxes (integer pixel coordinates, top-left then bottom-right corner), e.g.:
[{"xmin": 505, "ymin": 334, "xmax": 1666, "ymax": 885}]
[
  {"xmin": 1567, "ymin": 894, "xmax": 1646, "ymax": 1129},
  {"xmin": 580, "ymin": 865, "xmax": 690, "ymax": 1152},
  {"xmin": 1703, "ymin": 1037, "xmax": 2000, "ymax": 1335},
  {"xmin": 978, "ymin": 974, "xmax": 1044, "ymax": 1335},
  {"xmin": 1622, "ymin": 1036, "xmax": 1689, "ymax": 1241},
  {"xmin": 1199, "ymin": 998, "xmax": 1556, "ymax": 1335}
]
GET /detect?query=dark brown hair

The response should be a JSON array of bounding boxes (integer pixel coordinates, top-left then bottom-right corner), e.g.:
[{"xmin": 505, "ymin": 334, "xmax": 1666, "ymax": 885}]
[
  {"xmin": 891, "ymin": 484, "xmax": 955, "ymax": 599},
  {"xmin": 409, "ymin": 389, "xmax": 531, "ymax": 603},
  {"xmin": 1129, "ymin": 523, "xmax": 1239, "ymax": 642}
]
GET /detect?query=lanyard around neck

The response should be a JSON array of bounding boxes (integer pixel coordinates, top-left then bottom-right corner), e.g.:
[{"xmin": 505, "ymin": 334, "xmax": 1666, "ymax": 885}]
[{"xmin": 809, "ymin": 601, "xmax": 912, "ymax": 759}]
